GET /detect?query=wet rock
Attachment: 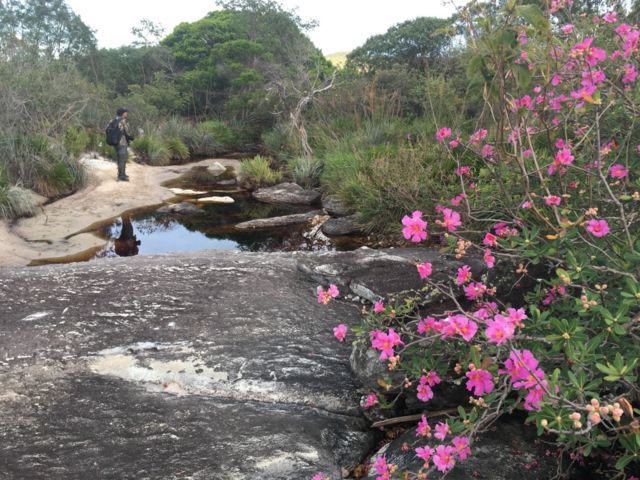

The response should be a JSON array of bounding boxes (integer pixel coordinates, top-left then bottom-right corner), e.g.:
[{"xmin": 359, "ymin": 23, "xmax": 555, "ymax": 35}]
[
  {"xmin": 217, "ymin": 179, "xmax": 237, "ymax": 186},
  {"xmin": 209, "ymin": 161, "xmax": 227, "ymax": 176},
  {"xmin": 322, "ymin": 195, "xmax": 352, "ymax": 217},
  {"xmin": 297, "ymin": 248, "xmax": 485, "ymax": 303},
  {"xmin": 198, "ymin": 196, "xmax": 235, "ymax": 204},
  {"xmin": 321, "ymin": 216, "xmax": 361, "ymax": 236},
  {"xmin": 168, "ymin": 188, "xmax": 209, "ymax": 195},
  {"xmin": 156, "ymin": 202, "xmax": 205, "ymax": 215},
  {"xmin": 253, "ymin": 183, "xmax": 321, "ymax": 206},
  {"xmin": 0, "ymin": 250, "xmax": 378, "ymax": 479},
  {"xmin": 367, "ymin": 416, "xmax": 560, "ymax": 480},
  {"xmin": 235, "ymin": 210, "xmax": 324, "ymax": 230},
  {"xmin": 350, "ymin": 337, "xmax": 404, "ymax": 394}
]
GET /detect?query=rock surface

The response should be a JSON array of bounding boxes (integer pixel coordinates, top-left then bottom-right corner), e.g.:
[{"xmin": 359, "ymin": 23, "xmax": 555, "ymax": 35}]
[
  {"xmin": 297, "ymin": 248, "xmax": 485, "ymax": 303},
  {"xmin": 322, "ymin": 195, "xmax": 352, "ymax": 217},
  {"xmin": 209, "ymin": 161, "xmax": 227, "ymax": 175},
  {"xmin": 321, "ymin": 216, "xmax": 361, "ymax": 236},
  {"xmin": 366, "ymin": 416, "xmax": 559, "ymax": 479},
  {"xmin": 0, "ymin": 250, "xmax": 378, "ymax": 479},
  {"xmin": 235, "ymin": 210, "xmax": 324, "ymax": 230},
  {"xmin": 253, "ymin": 183, "xmax": 321, "ymax": 206},
  {"xmin": 156, "ymin": 202, "xmax": 205, "ymax": 215},
  {"xmin": 198, "ymin": 195, "xmax": 235, "ymax": 204}
]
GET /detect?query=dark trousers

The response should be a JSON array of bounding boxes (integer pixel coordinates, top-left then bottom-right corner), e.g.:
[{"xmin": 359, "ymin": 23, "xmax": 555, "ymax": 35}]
[{"xmin": 116, "ymin": 145, "xmax": 128, "ymax": 178}]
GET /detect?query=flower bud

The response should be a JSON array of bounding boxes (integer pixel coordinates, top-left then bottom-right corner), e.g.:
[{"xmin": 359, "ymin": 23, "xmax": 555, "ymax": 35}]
[{"xmin": 589, "ymin": 412, "xmax": 601, "ymax": 425}]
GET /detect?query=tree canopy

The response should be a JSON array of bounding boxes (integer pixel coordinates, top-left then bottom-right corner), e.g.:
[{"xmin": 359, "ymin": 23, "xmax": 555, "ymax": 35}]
[
  {"xmin": 0, "ymin": 0, "xmax": 95, "ymax": 57},
  {"xmin": 346, "ymin": 16, "xmax": 453, "ymax": 72}
]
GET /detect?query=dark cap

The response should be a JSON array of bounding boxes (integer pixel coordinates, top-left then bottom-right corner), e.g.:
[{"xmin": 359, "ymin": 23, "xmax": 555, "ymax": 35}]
[{"xmin": 116, "ymin": 107, "xmax": 128, "ymax": 116}]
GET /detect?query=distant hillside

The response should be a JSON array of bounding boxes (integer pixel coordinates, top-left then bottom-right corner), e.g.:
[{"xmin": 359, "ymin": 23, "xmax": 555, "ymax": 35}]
[{"xmin": 326, "ymin": 51, "xmax": 348, "ymax": 68}]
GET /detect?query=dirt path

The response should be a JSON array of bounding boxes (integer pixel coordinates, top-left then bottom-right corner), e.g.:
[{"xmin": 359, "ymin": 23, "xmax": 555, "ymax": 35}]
[{"xmin": 0, "ymin": 156, "xmax": 241, "ymax": 267}]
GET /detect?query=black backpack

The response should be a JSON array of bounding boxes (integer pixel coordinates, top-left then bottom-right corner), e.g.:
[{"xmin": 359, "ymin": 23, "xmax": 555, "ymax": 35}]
[{"xmin": 105, "ymin": 118, "xmax": 121, "ymax": 146}]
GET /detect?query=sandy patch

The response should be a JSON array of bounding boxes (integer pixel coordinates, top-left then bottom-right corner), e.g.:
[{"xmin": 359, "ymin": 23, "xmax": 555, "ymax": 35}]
[{"xmin": 0, "ymin": 155, "xmax": 241, "ymax": 267}]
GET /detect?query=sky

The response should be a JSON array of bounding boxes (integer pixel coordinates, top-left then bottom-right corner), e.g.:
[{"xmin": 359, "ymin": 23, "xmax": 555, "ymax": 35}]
[{"xmin": 65, "ymin": 0, "xmax": 458, "ymax": 54}]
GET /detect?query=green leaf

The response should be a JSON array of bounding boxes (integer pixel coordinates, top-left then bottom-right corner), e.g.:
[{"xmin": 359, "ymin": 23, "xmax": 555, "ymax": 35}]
[
  {"xmin": 615, "ymin": 455, "xmax": 635, "ymax": 470},
  {"xmin": 515, "ymin": 4, "xmax": 550, "ymax": 31}
]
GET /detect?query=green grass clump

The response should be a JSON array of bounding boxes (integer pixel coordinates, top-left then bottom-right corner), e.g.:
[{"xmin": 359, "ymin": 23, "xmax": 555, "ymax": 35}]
[
  {"xmin": 0, "ymin": 185, "xmax": 37, "ymax": 219},
  {"xmin": 288, "ymin": 156, "xmax": 323, "ymax": 188},
  {"xmin": 131, "ymin": 135, "xmax": 170, "ymax": 166},
  {"xmin": 239, "ymin": 155, "xmax": 282, "ymax": 189},
  {"xmin": 165, "ymin": 137, "xmax": 190, "ymax": 163}
]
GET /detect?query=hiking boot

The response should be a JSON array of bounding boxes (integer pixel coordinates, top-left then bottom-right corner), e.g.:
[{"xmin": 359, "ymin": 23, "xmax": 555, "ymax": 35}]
[{"xmin": 117, "ymin": 176, "xmax": 129, "ymax": 182}]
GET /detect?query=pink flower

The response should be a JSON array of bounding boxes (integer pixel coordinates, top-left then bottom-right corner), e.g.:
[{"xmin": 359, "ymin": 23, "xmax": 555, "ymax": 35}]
[
  {"xmin": 464, "ymin": 281, "xmax": 487, "ymax": 301},
  {"xmin": 455, "ymin": 166, "xmax": 471, "ymax": 176},
  {"xmin": 454, "ymin": 316, "xmax": 478, "ymax": 342},
  {"xmin": 364, "ymin": 393, "xmax": 379, "ymax": 408},
  {"xmin": 433, "ymin": 445, "xmax": 456, "ymax": 473},
  {"xmin": 417, "ymin": 382, "xmax": 434, "ymax": 402},
  {"xmin": 456, "ymin": 265, "xmax": 472, "ymax": 285},
  {"xmin": 518, "ymin": 30, "xmax": 528, "ymax": 45},
  {"xmin": 373, "ymin": 300, "xmax": 385, "ymax": 314},
  {"xmin": 548, "ymin": 148, "xmax": 574, "ymax": 174},
  {"xmin": 506, "ymin": 307, "xmax": 527, "ymax": 328},
  {"xmin": 561, "ymin": 24, "xmax": 574, "ymax": 34},
  {"xmin": 371, "ymin": 329, "xmax": 403, "ymax": 360},
  {"xmin": 585, "ymin": 218, "xmax": 609, "ymax": 237},
  {"xmin": 417, "ymin": 316, "xmax": 436, "ymax": 334},
  {"xmin": 524, "ymin": 385, "xmax": 546, "ymax": 411},
  {"xmin": 333, "ymin": 324, "xmax": 348, "ymax": 342},
  {"xmin": 501, "ymin": 349, "xmax": 539, "ymax": 380},
  {"xmin": 469, "ymin": 128, "xmax": 488, "ymax": 145},
  {"xmin": 623, "ymin": 64, "xmax": 638, "ymax": 84},
  {"xmin": 483, "ymin": 232, "xmax": 497, "ymax": 246},
  {"xmin": 417, "ymin": 262, "xmax": 433, "ymax": 279},
  {"xmin": 523, "ymin": 148, "xmax": 533, "ymax": 158},
  {"xmin": 439, "ymin": 208, "xmax": 462, "ymax": 232},
  {"xmin": 609, "ymin": 164, "xmax": 629, "ymax": 179},
  {"xmin": 373, "ymin": 455, "xmax": 394, "ymax": 478},
  {"xmin": 466, "ymin": 368, "xmax": 494, "ymax": 396},
  {"xmin": 485, "ymin": 314, "xmax": 515, "ymax": 344},
  {"xmin": 452, "ymin": 436, "xmax": 472, "ymax": 461},
  {"xmin": 317, "ymin": 284, "xmax": 339, "ymax": 304},
  {"xmin": 436, "ymin": 127, "xmax": 452, "ymax": 142},
  {"xmin": 450, "ymin": 194, "xmax": 465, "ymax": 206},
  {"xmin": 449, "ymin": 137, "xmax": 461, "ymax": 148},
  {"xmin": 434, "ymin": 422, "xmax": 450, "ymax": 441},
  {"xmin": 484, "ymin": 249, "xmax": 495, "ymax": 269},
  {"xmin": 521, "ymin": 200, "xmax": 533, "ymax": 209},
  {"xmin": 423, "ymin": 370, "xmax": 441, "ymax": 387},
  {"xmin": 415, "ymin": 446, "xmax": 434, "ymax": 465},
  {"xmin": 544, "ymin": 195, "xmax": 562, "ymax": 206},
  {"xmin": 603, "ymin": 11, "xmax": 617, "ymax": 23},
  {"xmin": 416, "ymin": 415, "xmax": 432, "ymax": 438},
  {"xmin": 481, "ymin": 144, "xmax": 494, "ymax": 158},
  {"xmin": 402, "ymin": 210, "xmax": 428, "ymax": 243},
  {"xmin": 311, "ymin": 473, "xmax": 324, "ymax": 480}
]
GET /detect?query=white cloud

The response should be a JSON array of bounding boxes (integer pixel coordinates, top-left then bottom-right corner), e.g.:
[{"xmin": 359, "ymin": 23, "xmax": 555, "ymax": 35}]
[{"xmin": 65, "ymin": 0, "xmax": 457, "ymax": 54}]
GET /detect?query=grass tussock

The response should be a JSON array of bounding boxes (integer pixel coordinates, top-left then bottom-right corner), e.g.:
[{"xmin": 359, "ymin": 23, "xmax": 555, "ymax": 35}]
[{"xmin": 239, "ymin": 155, "xmax": 283, "ymax": 189}]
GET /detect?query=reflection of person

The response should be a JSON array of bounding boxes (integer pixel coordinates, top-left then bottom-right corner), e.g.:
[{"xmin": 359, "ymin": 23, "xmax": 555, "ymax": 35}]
[
  {"xmin": 114, "ymin": 214, "xmax": 141, "ymax": 257},
  {"xmin": 114, "ymin": 108, "xmax": 134, "ymax": 182}
]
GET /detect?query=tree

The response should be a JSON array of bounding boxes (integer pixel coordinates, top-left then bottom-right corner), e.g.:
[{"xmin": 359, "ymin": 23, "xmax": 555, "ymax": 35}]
[
  {"xmin": 346, "ymin": 16, "xmax": 454, "ymax": 73},
  {"xmin": 0, "ymin": 0, "xmax": 96, "ymax": 57},
  {"xmin": 161, "ymin": 0, "xmax": 330, "ymax": 141}
]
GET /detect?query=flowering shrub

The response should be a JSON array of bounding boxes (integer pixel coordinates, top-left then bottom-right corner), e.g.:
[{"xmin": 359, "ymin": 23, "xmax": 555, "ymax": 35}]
[{"xmin": 319, "ymin": 2, "xmax": 640, "ymax": 479}]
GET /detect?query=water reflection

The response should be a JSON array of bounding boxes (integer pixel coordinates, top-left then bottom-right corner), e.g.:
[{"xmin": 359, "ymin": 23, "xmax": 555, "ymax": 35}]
[{"xmin": 114, "ymin": 214, "xmax": 141, "ymax": 257}]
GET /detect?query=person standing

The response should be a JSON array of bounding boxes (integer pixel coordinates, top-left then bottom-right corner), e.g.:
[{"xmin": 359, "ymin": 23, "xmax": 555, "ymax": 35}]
[{"xmin": 114, "ymin": 107, "xmax": 134, "ymax": 181}]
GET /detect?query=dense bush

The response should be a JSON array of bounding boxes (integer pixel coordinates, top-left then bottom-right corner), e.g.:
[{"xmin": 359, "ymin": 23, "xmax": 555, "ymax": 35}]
[{"xmin": 320, "ymin": 3, "xmax": 640, "ymax": 479}]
